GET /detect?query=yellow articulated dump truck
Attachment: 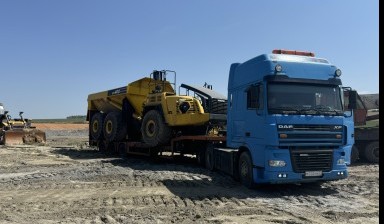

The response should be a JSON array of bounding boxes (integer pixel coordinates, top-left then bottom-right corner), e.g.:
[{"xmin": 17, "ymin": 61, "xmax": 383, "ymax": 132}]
[
  {"xmin": 87, "ymin": 70, "xmax": 227, "ymax": 155},
  {"xmin": 0, "ymin": 103, "xmax": 46, "ymax": 145}
]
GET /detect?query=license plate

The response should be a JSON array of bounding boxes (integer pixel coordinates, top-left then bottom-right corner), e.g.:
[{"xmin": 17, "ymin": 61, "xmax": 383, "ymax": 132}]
[{"xmin": 305, "ymin": 171, "xmax": 323, "ymax": 177}]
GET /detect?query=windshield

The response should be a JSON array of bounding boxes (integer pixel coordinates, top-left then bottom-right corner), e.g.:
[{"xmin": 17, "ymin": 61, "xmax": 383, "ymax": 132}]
[{"xmin": 268, "ymin": 83, "xmax": 343, "ymax": 115}]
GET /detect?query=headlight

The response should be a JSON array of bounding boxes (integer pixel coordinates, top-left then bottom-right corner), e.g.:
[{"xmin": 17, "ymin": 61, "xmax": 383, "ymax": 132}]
[
  {"xmin": 275, "ymin": 64, "xmax": 282, "ymax": 73},
  {"xmin": 337, "ymin": 158, "xmax": 346, "ymax": 165},
  {"xmin": 179, "ymin": 101, "xmax": 190, "ymax": 113},
  {"xmin": 335, "ymin": 69, "xmax": 342, "ymax": 77},
  {"xmin": 269, "ymin": 160, "xmax": 286, "ymax": 167}
]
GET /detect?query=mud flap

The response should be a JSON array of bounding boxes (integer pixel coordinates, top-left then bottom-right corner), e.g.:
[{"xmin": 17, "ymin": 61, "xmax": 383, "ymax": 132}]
[{"xmin": 3, "ymin": 129, "xmax": 46, "ymax": 145}]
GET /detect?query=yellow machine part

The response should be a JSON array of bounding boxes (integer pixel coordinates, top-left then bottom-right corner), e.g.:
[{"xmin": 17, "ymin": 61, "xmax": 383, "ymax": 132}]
[
  {"xmin": 3, "ymin": 128, "xmax": 46, "ymax": 145},
  {"xmin": 146, "ymin": 92, "xmax": 210, "ymax": 126},
  {"xmin": 87, "ymin": 76, "xmax": 212, "ymax": 127},
  {"xmin": 87, "ymin": 77, "xmax": 175, "ymax": 118}
]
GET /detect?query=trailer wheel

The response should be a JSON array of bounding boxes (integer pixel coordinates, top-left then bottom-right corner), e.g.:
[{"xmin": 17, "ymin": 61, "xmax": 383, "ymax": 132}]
[
  {"xmin": 105, "ymin": 142, "xmax": 116, "ymax": 156},
  {"xmin": 118, "ymin": 142, "xmax": 127, "ymax": 157},
  {"xmin": 90, "ymin": 113, "xmax": 104, "ymax": 140},
  {"xmin": 205, "ymin": 144, "xmax": 215, "ymax": 170},
  {"xmin": 141, "ymin": 110, "xmax": 172, "ymax": 146},
  {"xmin": 197, "ymin": 148, "xmax": 206, "ymax": 166},
  {"xmin": 351, "ymin": 145, "xmax": 360, "ymax": 164},
  {"xmin": 103, "ymin": 111, "xmax": 127, "ymax": 142},
  {"xmin": 238, "ymin": 151, "xmax": 254, "ymax": 188},
  {"xmin": 364, "ymin": 141, "xmax": 379, "ymax": 163},
  {"xmin": 98, "ymin": 141, "xmax": 107, "ymax": 154}
]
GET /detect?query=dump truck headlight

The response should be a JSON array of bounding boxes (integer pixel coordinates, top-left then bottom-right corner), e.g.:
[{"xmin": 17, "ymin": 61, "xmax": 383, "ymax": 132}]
[
  {"xmin": 269, "ymin": 160, "xmax": 286, "ymax": 167},
  {"xmin": 337, "ymin": 158, "xmax": 345, "ymax": 165},
  {"xmin": 179, "ymin": 101, "xmax": 190, "ymax": 113}
]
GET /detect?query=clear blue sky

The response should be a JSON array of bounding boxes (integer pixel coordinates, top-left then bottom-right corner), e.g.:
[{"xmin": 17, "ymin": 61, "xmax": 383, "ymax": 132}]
[{"xmin": 0, "ymin": 0, "xmax": 379, "ymax": 119}]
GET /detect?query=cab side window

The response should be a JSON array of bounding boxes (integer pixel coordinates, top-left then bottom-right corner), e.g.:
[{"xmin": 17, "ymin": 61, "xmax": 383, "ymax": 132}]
[{"xmin": 247, "ymin": 84, "xmax": 263, "ymax": 109}]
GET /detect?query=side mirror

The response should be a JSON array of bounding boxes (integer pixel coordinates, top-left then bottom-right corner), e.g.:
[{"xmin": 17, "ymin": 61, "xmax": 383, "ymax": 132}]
[{"xmin": 348, "ymin": 90, "xmax": 357, "ymax": 110}]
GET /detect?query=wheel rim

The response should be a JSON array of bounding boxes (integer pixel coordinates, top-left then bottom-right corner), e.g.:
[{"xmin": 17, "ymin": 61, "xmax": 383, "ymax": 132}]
[
  {"xmin": 146, "ymin": 120, "xmax": 156, "ymax": 137},
  {"xmin": 106, "ymin": 120, "xmax": 113, "ymax": 134},
  {"xmin": 92, "ymin": 120, "xmax": 99, "ymax": 133},
  {"xmin": 240, "ymin": 160, "xmax": 248, "ymax": 178}
]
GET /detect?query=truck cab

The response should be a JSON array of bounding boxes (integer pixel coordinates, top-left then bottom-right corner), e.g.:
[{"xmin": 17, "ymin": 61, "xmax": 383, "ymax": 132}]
[{"xmin": 227, "ymin": 50, "xmax": 356, "ymax": 185}]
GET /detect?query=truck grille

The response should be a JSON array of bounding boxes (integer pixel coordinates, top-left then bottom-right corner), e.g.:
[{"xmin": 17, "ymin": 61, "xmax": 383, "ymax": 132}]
[
  {"xmin": 290, "ymin": 149, "xmax": 333, "ymax": 172},
  {"xmin": 278, "ymin": 124, "xmax": 344, "ymax": 146}
]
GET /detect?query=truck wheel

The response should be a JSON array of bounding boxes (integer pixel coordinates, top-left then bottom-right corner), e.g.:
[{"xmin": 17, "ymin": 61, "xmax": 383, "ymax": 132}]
[
  {"xmin": 105, "ymin": 142, "xmax": 116, "ymax": 156},
  {"xmin": 205, "ymin": 144, "xmax": 214, "ymax": 171},
  {"xmin": 103, "ymin": 111, "xmax": 127, "ymax": 142},
  {"xmin": 118, "ymin": 142, "xmax": 127, "ymax": 157},
  {"xmin": 98, "ymin": 141, "xmax": 107, "ymax": 154},
  {"xmin": 364, "ymin": 141, "xmax": 379, "ymax": 163},
  {"xmin": 238, "ymin": 151, "xmax": 254, "ymax": 188},
  {"xmin": 351, "ymin": 145, "xmax": 360, "ymax": 164},
  {"xmin": 197, "ymin": 148, "xmax": 206, "ymax": 166},
  {"xmin": 90, "ymin": 113, "xmax": 104, "ymax": 140},
  {"xmin": 141, "ymin": 110, "xmax": 172, "ymax": 146}
]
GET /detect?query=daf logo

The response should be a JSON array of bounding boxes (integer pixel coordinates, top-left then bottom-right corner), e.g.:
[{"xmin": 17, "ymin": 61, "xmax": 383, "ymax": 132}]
[{"xmin": 278, "ymin": 125, "xmax": 293, "ymax": 129}]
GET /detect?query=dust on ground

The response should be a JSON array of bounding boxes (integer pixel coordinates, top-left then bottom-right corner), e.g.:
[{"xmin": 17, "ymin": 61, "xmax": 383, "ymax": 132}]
[{"xmin": 0, "ymin": 123, "xmax": 379, "ymax": 224}]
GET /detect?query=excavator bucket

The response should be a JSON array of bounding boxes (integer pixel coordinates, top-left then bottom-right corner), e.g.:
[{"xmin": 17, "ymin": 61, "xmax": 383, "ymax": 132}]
[{"xmin": 3, "ymin": 128, "xmax": 46, "ymax": 145}]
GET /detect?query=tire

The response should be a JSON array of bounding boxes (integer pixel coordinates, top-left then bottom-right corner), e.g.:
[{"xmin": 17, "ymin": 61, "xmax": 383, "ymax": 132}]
[
  {"xmin": 238, "ymin": 151, "xmax": 254, "ymax": 188},
  {"xmin": 90, "ymin": 113, "xmax": 105, "ymax": 140},
  {"xmin": 103, "ymin": 111, "xmax": 127, "ymax": 142},
  {"xmin": 150, "ymin": 148, "xmax": 160, "ymax": 158},
  {"xmin": 141, "ymin": 110, "xmax": 172, "ymax": 146},
  {"xmin": 118, "ymin": 142, "xmax": 127, "ymax": 157},
  {"xmin": 351, "ymin": 145, "xmax": 360, "ymax": 164},
  {"xmin": 364, "ymin": 141, "xmax": 379, "ymax": 163},
  {"xmin": 197, "ymin": 148, "xmax": 206, "ymax": 166},
  {"xmin": 205, "ymin": 144, "xmax": 215, "ymax": 171},
  {"xmin": 105, "ymin": 142, "xmax": 116, "ymax": 156},
  {"xmin": 98, "ymin": 141, "xmax": 107, "ymax": 154}
]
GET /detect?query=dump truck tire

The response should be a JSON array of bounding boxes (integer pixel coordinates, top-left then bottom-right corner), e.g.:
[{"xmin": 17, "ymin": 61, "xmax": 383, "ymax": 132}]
[
  {"xmin": 351, "ymin": 145, "xmax": 360, "ymax": 164},
  {"xmin": 238, "ymin": 151, "xmax": 254, "ymax": 189},
  {"xmin": 90, "ymin": 113, "xmax": 105, "ymax": 140},
  {"xmin": 141, "ymin": 110, "xmax": 172, "ymax": 147},
  {"xmin": 197, "ymin": 148, "xmax": 206, "ymax": 167},
  {"xmin": 103, "ymin": 111, "xmax": 127, "ymax": 142},
  {"xmin": 364, "ymin": 141, "xmax": 379, "ymax": 163},
  {"xmin": 98, "ymin": 141, "xmax": 107, "ymax": 154},
  {"xmin": 118, "ymin": 142, "xmax": 127, "ymax": 157}
]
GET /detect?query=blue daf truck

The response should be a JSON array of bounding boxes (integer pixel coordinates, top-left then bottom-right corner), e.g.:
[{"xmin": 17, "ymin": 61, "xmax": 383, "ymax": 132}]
[
  {"xmin": 205, "ymin": 49, "xmax": 357, "ymax": 187},
  {"xmin": 88, "ymin": 49, "xmax": 357, "ymax": 188}
]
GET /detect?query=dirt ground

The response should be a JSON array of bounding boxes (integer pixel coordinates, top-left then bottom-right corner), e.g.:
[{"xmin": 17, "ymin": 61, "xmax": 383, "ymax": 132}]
[{"xmin": 0, "ymin": 124, "xmax": 379, "ymax": 224}]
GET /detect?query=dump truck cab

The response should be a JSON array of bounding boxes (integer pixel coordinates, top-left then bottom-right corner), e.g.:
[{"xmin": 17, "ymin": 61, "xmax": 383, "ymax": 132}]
[
  {"xmin": 227, "ymin": 49, "xmax": 357, "ymax": 185},
  {"xmin": 142, "ymin": 70, "xmax": 212, "ymax": 127}
]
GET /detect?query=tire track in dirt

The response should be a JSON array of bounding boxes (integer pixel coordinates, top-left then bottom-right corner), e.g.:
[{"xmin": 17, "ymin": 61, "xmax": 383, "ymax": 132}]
[{"xmin": 0, "ymin": 135, "xmax": 379, "ymax": 224}]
